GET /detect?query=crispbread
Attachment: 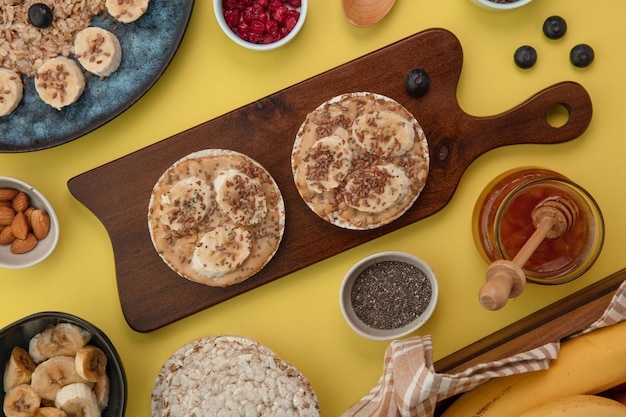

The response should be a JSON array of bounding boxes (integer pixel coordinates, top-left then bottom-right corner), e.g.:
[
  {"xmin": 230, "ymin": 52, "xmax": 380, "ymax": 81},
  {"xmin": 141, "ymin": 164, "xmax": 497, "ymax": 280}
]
[
  {"xmin": 148, "ymin": 149, "xmax": 285, "ymax": 287},
  {"xmin": 291, "ymin": 92, "xmax": 429, "ymax": 230},
  {"xmin": 152, "ymin": 336, "xmax": 320, "ymax": 417}
]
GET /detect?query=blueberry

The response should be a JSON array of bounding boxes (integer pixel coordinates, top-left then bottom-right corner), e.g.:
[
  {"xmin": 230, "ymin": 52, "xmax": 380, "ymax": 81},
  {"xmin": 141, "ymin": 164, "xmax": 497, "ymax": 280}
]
[
  {"xmin": 514, "ymin": 45, "xmax": 537, "ymax": 69},
  {"xmin": 543, "ymin": 15, "xmax": 567, "ymax": 40},
  {"xmin": 570, "ymin": 44, "xmax": 594, "ymax": 67},
  {"xmin": 28, "ymin": 3, "xmax": 53, "ymax": 29},
  {"xmin": 405, "ymin": 68, "xmax": 430, "ymax": 97}
]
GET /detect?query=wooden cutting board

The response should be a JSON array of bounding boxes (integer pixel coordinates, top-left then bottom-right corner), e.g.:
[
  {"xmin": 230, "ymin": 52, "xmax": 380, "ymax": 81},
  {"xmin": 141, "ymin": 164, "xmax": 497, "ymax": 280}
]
[{"xmin": 68, "ymin": 28, "xmax": 593, "ymax": 332}]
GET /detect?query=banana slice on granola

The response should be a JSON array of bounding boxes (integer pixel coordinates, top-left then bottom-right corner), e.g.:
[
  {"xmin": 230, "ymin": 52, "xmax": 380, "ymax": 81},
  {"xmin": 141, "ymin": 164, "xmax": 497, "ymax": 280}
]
[
  {"xmin": 106, "ymin": 0, "xmax": 150, "ymax": 23},
  {"xmin": 34, "ymin": 57, "xmax": 86, "ymax": 110},
  {"xmin": 74, "ymin": 27, "xmax": 122, "ymax": 78},
  {"xmin": 0, "ymin": 68, "xmax": 23, "ymax": 117}
]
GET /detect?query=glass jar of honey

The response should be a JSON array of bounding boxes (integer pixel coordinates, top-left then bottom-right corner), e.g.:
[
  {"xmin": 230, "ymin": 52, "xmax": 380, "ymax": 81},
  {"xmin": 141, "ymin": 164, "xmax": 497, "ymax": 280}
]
[{"xmin": 473, "ymin": 167, "xmax": 604, "ymax": 285}]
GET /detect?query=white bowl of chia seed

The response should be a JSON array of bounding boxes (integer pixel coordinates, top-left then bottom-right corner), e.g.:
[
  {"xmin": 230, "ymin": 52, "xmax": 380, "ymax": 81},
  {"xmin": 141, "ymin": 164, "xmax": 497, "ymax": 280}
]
[{"xmin": 340, "ymin": 251, "xmax": 438, "ymax": 341}]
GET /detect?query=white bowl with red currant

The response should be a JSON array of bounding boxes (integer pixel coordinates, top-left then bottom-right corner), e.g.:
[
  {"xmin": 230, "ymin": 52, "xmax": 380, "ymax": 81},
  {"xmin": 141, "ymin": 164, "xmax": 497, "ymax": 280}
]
[
  {"xmin": 470, "ymin": 0, "xmax": 532, "ymax": 11},
  {"xmin": 215, "ymin": 0, "xmax": 307, "ymax": 50}
]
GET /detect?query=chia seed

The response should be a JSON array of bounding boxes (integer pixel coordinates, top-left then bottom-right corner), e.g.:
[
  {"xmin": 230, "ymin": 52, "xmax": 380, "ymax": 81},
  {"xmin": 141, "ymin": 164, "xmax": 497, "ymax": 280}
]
[{"xmin": 350, "ymin": 260, "xmax": 432, "ymax": 330}]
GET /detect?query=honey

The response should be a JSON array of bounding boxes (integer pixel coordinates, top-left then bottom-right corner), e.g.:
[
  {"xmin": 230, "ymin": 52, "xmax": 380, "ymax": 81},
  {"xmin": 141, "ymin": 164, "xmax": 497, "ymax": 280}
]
[{"xmin": 473, "ymin": 168, "xmax": 604, "ymax": 285}]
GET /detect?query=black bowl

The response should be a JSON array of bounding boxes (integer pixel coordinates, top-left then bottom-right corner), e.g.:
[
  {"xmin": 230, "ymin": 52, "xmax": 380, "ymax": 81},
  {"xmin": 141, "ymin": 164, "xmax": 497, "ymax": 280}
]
[{"xmin": 0, "ymin": 312, "xmax": 127, "ymax": 417}]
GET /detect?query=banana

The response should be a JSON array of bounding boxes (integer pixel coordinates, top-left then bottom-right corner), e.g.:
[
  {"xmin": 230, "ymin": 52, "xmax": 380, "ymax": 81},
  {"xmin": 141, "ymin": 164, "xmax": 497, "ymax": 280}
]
[
  {"xmin": 213, "ymin": 169, "xmax": 267, "ymax": 226},
  {"xmin": 29, "ymin": 323, "xmax": 92, "ymax": 364},
  {"xmin": 514, "ymin": 395, "xmax": 626, "ymax": 417},
  {"xmin": 54, "ymin": 383, "xmax": 101, "ymax": 417},
  {"xmin": 74, "ymin": 27, "xmax": 122, "ymax": 78},
  {"xmin": 105, "ymin": 0, "xmax": 150, "ymax": 23},
  {"xmin": 303, "ymin": 135, "xmax": 353, "ymax": 193},
  {"xmin": 191, "ymin": 225, "xmax": 252, "ymax": 279},
  {"xmin": 35, "ymin": 407, "xmax": 69, "ymax": 417},
  {"xmin": 34, "ymin": 56, "xmax": 86, "ymax": 110},
  {"xmin": 93, "ymin": 374, "xmax": 109, "ymax": 410},
  {"xmin": 0, "ymin": 68, "xmax": 23, "ymax": 117},
  {"xmin": 441, "ymin": 320, "xmax": 626, "ymax": 417},
  {"xmin": 74, "ymin": 346, "xmax": 107, "ymax": 383},
  {"xmin": 3, "ymin": 346, "xmax": 37, "ymax": 393},
  {"xmin": 30, "ymin": 356, "xmax": 92, "ymax": 403},
  {"xmin": 3, "ymin": 384, "xmax": 41, "ymax": 417},
  {"xmin": 343, "ymin": 163, "xmax": 409, "ymax": 213},
  {"xmin": 350, "ymin": 109, "xmax": 415, "ymax": 158},
  {"xmin": 158, "ymin": 177, "xmax": 212, "ymax": 233}
]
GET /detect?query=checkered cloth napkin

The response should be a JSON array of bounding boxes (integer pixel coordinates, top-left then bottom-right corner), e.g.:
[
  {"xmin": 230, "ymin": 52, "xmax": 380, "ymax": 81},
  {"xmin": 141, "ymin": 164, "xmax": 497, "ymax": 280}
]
[{"xmin": 342, "ymin": 279, "xmax": 626, "ymax": 417}]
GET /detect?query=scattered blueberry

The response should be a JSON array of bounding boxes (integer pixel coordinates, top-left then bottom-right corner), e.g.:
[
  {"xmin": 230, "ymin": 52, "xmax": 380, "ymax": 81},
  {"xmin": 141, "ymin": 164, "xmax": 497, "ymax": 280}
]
[
  {"xmin": 570, "ymin": 43, "xmax": 594, "ymax": 67},
  {"xmin": 543, "ymin": 16, "xmax": 567, "ymax": 40},
  {"xmin": 405, "ymin": 68, "xmax": 430, "ymax": 97},
  {"xmin": 514, "ymin": 45, "xmax": 537, "ymax": 69},
  {"xmin": 28, "ymin": 3, "xmax": 53, "ymax": 29}
]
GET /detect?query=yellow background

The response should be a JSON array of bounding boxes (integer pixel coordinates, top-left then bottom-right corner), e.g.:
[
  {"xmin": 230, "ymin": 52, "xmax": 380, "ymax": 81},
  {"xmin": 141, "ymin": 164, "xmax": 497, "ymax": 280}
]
[{"xmin": 1, "ymin": 0, "xmax": 625, "ymax": 415}]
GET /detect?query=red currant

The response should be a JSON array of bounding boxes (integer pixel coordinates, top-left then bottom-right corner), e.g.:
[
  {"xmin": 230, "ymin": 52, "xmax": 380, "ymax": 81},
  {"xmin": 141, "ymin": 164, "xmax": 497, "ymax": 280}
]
[
  {"xmin": 272, "ymin": 6, "xmax": 288, "ymax": 23},
  {"xmin": 265, "ymin": 19, "xmax": 279, "ymax": 35},
  {"xmin": 224, "ymin": 9, "xmax": 241, "ymax": 28}
]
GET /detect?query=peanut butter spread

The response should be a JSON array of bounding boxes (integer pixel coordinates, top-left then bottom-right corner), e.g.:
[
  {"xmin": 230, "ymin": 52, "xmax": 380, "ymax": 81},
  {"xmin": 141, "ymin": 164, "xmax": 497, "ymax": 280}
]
[
  {"xmin": 291, "ymin": 92, "xmax": 429, "ymax": 230},
  {"xmin": 148, "ymin": 149, "xmax": 285, "ymax": 288}
]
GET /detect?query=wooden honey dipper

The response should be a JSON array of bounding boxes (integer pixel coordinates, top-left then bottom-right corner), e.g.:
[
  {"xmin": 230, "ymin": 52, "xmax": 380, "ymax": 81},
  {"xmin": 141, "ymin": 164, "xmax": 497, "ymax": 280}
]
[{"xmin": 478, "ymin": 195, "xmax": 580, "ymax": 310}]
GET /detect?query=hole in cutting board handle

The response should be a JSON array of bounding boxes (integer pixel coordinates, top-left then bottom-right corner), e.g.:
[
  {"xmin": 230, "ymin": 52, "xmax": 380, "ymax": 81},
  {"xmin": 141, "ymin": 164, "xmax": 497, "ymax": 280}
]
[{"xmin": 547, "ymin": 103, "xmax": 571, "ymax": 128}]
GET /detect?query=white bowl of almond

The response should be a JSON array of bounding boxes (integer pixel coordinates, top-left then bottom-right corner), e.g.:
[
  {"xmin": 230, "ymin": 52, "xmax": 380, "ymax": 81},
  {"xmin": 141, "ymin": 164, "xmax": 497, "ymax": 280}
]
[{"xmin": 0, "ymin": 176, "xmax": 59, "ymax": 269}]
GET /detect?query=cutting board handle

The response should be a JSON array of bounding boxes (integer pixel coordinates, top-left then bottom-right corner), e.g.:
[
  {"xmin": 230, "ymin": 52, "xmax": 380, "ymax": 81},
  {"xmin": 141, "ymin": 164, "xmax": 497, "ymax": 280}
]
[{"xmin": 463, "ymin": 81, "xmax": 593, "ymax": 156}]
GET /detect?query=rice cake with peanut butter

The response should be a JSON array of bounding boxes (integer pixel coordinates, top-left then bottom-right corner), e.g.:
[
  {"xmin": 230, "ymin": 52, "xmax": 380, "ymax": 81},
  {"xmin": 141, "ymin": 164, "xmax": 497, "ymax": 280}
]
[
  {"xmin": 151, "ymin": 335, "xmax": 320, "ymax": 417},
  {"xmin": 291, "ymin": 92, "xmax": 429, "ymax": 230},
  {"xmin": 148, "ymin": 149, "xmax": 285, "ymax": 288}
]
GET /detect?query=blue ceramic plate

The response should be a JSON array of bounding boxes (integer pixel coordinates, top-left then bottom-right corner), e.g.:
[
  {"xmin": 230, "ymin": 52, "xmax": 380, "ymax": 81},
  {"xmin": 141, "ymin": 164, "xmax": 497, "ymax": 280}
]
[{"xmin": 0, "ymin": 0, "xmax": 194, "ymax": 153}]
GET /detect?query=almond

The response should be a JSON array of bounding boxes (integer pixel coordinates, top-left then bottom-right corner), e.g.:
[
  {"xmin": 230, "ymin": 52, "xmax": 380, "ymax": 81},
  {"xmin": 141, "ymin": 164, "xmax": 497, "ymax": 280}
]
[
  {"xmin": 0, "ymin": 188, "xmax": 18, "ymax": 202},
  {"xmin": 0, "ymin": 201, "xmax": 11, "ymax": 208},
  {"xmin": 0, "ymin": 225, "xmax": 16, "ymax": 245},
  {"xmin": 10, "ymin": 233, "xmax": 37, "ymax": 254},
  {"xmin": 0, "ymin": 206, "xmax": 16, "ymax": 226},
  {"xmin": 24, "ymin": 206, "xmax": 35, "ymax": 224},
  {"xmin": 11, "ymin": 192, "xmax": 29, "ymax": 212},
  {"xmin": 11, "ymin": 211, "xmax": 29, "ymax": 240},
  {"xmin": 30, "ymin": 209, "xmax": 50, "ymax": 240}
]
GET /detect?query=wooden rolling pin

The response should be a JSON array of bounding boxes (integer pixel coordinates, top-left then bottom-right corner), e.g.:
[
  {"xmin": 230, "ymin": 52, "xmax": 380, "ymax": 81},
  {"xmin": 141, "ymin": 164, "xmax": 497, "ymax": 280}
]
[{"xmin": 479, "ymin": 196, "xmax": 579, "ymax": 310}]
